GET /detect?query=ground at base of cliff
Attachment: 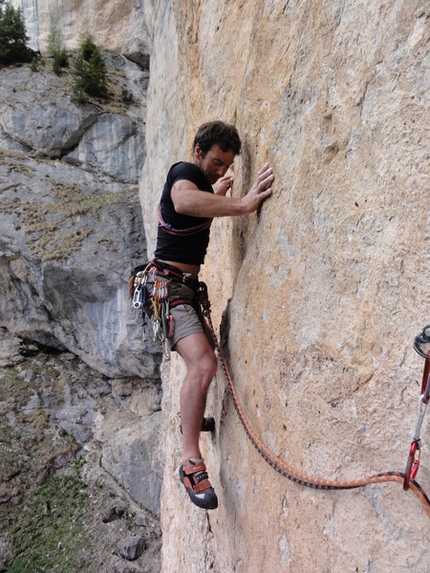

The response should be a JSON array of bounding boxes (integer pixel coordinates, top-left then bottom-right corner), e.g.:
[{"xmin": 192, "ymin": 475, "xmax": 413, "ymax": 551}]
[{"xmin": 0, "ymin": 342, "xmax": 161, "ymax": 573}]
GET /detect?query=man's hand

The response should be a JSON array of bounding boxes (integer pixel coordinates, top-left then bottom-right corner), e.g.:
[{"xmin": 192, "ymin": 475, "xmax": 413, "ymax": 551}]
[
  {"xmin": 213, "ymin": 175, "xmax": 234, "ymax": 196},
  {"xmin": 241, "ymin": 162, "xmax": 275, "ymax": 214}
]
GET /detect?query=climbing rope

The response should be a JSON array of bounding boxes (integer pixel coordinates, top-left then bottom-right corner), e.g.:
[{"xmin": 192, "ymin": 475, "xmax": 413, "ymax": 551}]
[{"xmin": 197, "ymin": 283, "xmax": 430, "ymax": 519}]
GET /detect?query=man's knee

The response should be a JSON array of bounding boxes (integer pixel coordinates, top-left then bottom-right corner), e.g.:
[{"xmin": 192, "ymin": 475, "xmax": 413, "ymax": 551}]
[
  {"xmin": 188, "ymin": 350, "xmax": 217, "ymax": 384},
  {"xmin": 205, "ymin": 351, "xmax": 218, "ymax": 379},
  {"xmin": 200, "ymin": 350, "xmax": 218, "ymax": 379}
]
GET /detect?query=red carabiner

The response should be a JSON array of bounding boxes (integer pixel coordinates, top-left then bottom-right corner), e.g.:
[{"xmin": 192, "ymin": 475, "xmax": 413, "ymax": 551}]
[
  {"xmin": 410, "ymin": 459, "xmax": 420, "ymax": 481},
  {"xmin": 403, "ymin": 440, "xmax": 420, "ymax": 491}
]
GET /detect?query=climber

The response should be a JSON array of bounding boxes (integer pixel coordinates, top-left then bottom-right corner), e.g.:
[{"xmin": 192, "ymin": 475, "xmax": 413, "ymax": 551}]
[{"xmin": 149, "ymin": 120, "xmax": 275, "ymax": 510}]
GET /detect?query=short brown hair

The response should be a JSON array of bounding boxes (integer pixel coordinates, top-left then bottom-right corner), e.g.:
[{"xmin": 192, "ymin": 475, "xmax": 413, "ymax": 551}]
[{"xmin": 193, "ymin": 121, "xmax": 242, "ymax": 156}]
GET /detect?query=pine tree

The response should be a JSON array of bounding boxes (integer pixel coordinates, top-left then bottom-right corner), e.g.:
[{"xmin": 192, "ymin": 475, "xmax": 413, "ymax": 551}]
[
  {"xmin": 47, "ymin": 20, "xmax": 68, "ymax": 74},
  {"xmin": 0, "ymin": 0, "xmax": 32, "ymax": 66},
  {"xmin": 80, "ymin": 34, "xmax": 97, "ymax": 62},
  {"xmin": 72, "ymin": 34, "xmax": 108, "ymax": 100},
  {"xmin": 85, "ymin": 47, "xmax": 108, "ymax": 97}
]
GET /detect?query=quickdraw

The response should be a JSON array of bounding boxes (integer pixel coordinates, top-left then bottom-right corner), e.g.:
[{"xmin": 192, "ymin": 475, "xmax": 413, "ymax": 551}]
[
  {"xmin": 150, "ymin": 277, "xmax": 172, "ymax": 343},
  {"xmin": 131, "ymin": 266, "xmax": 173, "ymax": 346},
  {"xmin": 403, "ymin": 325, "xmax": 430, "ymax": 491},
  {"xmin": 197, "ymin": 286, "xmax": 430, "ymax": 520}
]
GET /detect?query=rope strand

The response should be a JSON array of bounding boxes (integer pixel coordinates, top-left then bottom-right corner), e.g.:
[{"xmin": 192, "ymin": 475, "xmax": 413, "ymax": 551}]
[{"xmin": 199, "ymin": 287, "xmax": 430, "ymax": 519}]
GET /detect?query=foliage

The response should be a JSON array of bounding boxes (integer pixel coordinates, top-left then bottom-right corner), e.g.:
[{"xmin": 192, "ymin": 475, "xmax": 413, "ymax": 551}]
[
  {"xmin": 80, "ymin": 34, "xmax": 97, "ymax": 62},
  {"xmin": 52, "ymin": 50, "xmax": 68, "ymax": 74},
  {"xmin": 30, "ymin": 57, "xmax": 39, "ymax": 72},
  {"xmin": 72, "ymin": 34, "xmax": 108, "ymax": 101},
  {"xmin": 121, "ymin": 87, "xmax": 133, "ymax": 103},
  {"xmin": 47, "ymin": 20, "xmax": 68, "ymax": 75},
  {"xmin": 0, "ymin": 0, "xmax": 33, "ymax": 66}
]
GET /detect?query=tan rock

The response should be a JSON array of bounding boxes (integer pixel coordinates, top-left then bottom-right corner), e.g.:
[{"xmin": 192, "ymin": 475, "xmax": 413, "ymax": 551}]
[{"xmin": 141, "ymin": 2, "xmax": 430, "ymax": 572}]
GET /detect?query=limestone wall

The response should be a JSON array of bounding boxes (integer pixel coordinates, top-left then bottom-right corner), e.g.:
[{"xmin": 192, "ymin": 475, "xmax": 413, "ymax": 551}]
[
  {"xmin": 12, "ymin": 0, "xmax": 149, "ymax": 53},
  {"xmin": 142, "ymin": 2, "xmax": 430, "ymax": 572},
  {"xmin": 15, "ymin": 1, "xmax": 430, "ymax": 571}
]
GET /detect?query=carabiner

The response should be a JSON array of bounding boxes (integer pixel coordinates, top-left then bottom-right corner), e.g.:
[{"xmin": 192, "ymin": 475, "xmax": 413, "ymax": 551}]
[
  {"xmin": 131, "ymin": 271, "xmax": 148, "ymax": 309},
  {"xmin": 403, "ymin": 440, "xmax": 420, "ymax": 491},
  {"xmin": 133, "ymin": 285, "xmax": 144, "ymax": 309}
]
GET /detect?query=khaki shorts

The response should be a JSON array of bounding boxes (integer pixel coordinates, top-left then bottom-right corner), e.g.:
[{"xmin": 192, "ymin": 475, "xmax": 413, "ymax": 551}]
[{"xmin": 146, "ymin": 274, "xmax": 205, "ymax": 350}]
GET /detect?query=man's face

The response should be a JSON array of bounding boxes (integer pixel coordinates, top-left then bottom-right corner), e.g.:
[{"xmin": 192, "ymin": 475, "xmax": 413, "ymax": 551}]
[{"xmin": 195, "ymin": 144, "xmax": 235, "ymax": 185}]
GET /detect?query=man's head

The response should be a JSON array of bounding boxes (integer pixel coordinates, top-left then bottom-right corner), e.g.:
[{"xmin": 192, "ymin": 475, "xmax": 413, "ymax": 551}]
[
  {"xmin": 193, "ymin": 121, "xmax": 242, "ymax": 156},
  {"xmin": 193, "ymin": 121, "xmax": 242, "ymax": 184}
]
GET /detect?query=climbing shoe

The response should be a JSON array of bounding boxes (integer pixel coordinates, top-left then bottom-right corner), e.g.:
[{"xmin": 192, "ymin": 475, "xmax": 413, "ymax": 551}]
[
  {"xmin": 180, "ymin": 416, "xmax": 215, "ymax": 434},
  {"xmin": 179, "ymin": 459, "xmax": 218, "ymax": 510}
]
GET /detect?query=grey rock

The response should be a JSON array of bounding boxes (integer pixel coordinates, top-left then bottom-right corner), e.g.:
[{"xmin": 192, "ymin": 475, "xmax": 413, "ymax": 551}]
[
  {"xmin": 122, "ymin": 38, "xmax": 150, "ymax": 70},
  {"xmin": 0, "ymin": 61, "xmax": 160, "ymax": 379},
  {"xmin": 0, "ymin": 535, "xmax": 14, "ymax": 571},
  {"xmin": 102, "ymin": 503, "xmax": 127, "ymax": 523},
  {"xmin": 0, "ymin": 67, "xmax": 99, "ymax": 158},
  {"xmin": 117, "ymin": 534, "xmax": 147, "ymax": 561},
  {"xmin": 0, "ymin": 332, "xmax": 25, "ymax": 367},
  {"xmin": 63, "ymin": 113, "xmax": 145, "ymax": 183},
  {"xmin": 101, "ymin": 411, "xmax": 163, "ymax": 515}
]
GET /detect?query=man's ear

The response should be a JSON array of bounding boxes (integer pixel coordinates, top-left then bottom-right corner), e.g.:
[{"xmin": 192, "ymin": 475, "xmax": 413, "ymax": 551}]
[{"xmin": 194, "ymin": 144, "xmax": 204, "ymax": 160}]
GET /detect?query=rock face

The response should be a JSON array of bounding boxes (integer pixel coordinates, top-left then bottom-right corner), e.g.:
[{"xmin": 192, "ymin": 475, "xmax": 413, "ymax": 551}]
[
  {"xmin": 0, "ymin": 42, "xmax": 164, "ymax": 570},
  {"xmin": 9, "ymin": 1, "xmax": 430, "ymax": 572},
  {"xmin": 0, "ymin": 47, "xmax": 164, "ymax": 528},
  {"xmin": 0, "ymin": 334, "xmax": 163, "ymax": 572},
  {"xmin": 0, "ymin": 58, "xmax": 155, "ymax": 380},
  {"xmin": 11, "ymin": 0, "xmax": 149, "ymax": 54}
]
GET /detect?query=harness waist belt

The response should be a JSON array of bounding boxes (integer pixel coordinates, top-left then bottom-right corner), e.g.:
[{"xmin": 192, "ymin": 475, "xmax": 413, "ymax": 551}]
[{"xmin": 151, "ymin": 259, "xmax": 200, "ymax": 292}]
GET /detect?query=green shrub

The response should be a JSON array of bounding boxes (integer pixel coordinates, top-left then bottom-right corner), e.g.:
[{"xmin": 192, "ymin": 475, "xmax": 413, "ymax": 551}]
[{"xmin": 52, "ymin": 49, "xmax": 68, "ymax": 74}]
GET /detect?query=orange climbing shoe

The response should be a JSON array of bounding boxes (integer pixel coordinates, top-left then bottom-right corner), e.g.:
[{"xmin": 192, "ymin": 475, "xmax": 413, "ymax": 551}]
[{"xmin": 179, "ymin": 459, "xmax": 218, "ymax": 510}]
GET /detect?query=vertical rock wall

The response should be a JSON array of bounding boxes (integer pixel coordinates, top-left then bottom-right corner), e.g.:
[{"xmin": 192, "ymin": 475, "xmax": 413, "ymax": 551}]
[
  {"xmin": 141, "ymin": 2, "xmax": 430, "ymax": 572},
  {"xmin": 15, "ymin": 0, "xmax": 430, "ymax": 571},
  {"xmin": 12, "ymin": 0, "xmax": 149, "ymax": 52}
]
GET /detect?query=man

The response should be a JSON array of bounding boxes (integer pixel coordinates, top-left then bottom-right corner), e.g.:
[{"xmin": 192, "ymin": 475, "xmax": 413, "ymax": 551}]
[{"xmin": 150, "ymin": 120, "xmax": 275, "ymax": 509}]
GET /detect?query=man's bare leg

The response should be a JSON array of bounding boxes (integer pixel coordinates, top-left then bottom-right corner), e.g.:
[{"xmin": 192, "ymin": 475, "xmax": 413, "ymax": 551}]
[
  {"xmin": 175, "ymin": 331, "xmax": 218, "ymax": 466},
  {"xmin": 175, "ymin": 331, "xmax": 219, "ymax": 509}
]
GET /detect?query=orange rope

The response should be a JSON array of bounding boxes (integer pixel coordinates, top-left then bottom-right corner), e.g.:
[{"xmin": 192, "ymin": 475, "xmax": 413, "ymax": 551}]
[{"xmin": 199, "ymin": 287, "xmax": 430, "ymax": 519}]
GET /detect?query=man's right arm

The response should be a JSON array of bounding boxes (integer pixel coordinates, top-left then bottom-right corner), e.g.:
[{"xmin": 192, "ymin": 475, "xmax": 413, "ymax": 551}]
[{"xmin": 171, "ymin": 163, "xmax": 275, "ymax": 219}]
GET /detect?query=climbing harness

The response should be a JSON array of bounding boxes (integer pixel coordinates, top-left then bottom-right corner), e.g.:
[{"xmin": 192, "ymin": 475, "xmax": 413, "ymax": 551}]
[
  {"xmin": 196, "ymin": 285, "xmax": 430, "ymax": 519},
  {"xmin": 129, "ymin": 259, "xmax": 204, "ymax": 352},
  {"xmin": 403, "ymin": 325, "xmax": 430, "ymax": 492}
]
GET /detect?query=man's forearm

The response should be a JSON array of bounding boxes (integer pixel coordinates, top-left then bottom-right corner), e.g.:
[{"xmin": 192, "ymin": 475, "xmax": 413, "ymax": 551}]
[{"xmin": 173, "ymin": 188, "xmax": 249, "ymax": 218}]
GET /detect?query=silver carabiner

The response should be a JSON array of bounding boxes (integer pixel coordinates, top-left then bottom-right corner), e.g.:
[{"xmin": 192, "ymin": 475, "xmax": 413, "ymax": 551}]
[
  {"xmin": 133, "ymin": 286, "xmax": 143, "ymax": 309},
  {"xmin": 132, "ymin": 272, "xmax": 147, "ymax": 309},
  {"xmin": 412, "ymin": 395, "xmax": 429, "ymax": 442}
]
